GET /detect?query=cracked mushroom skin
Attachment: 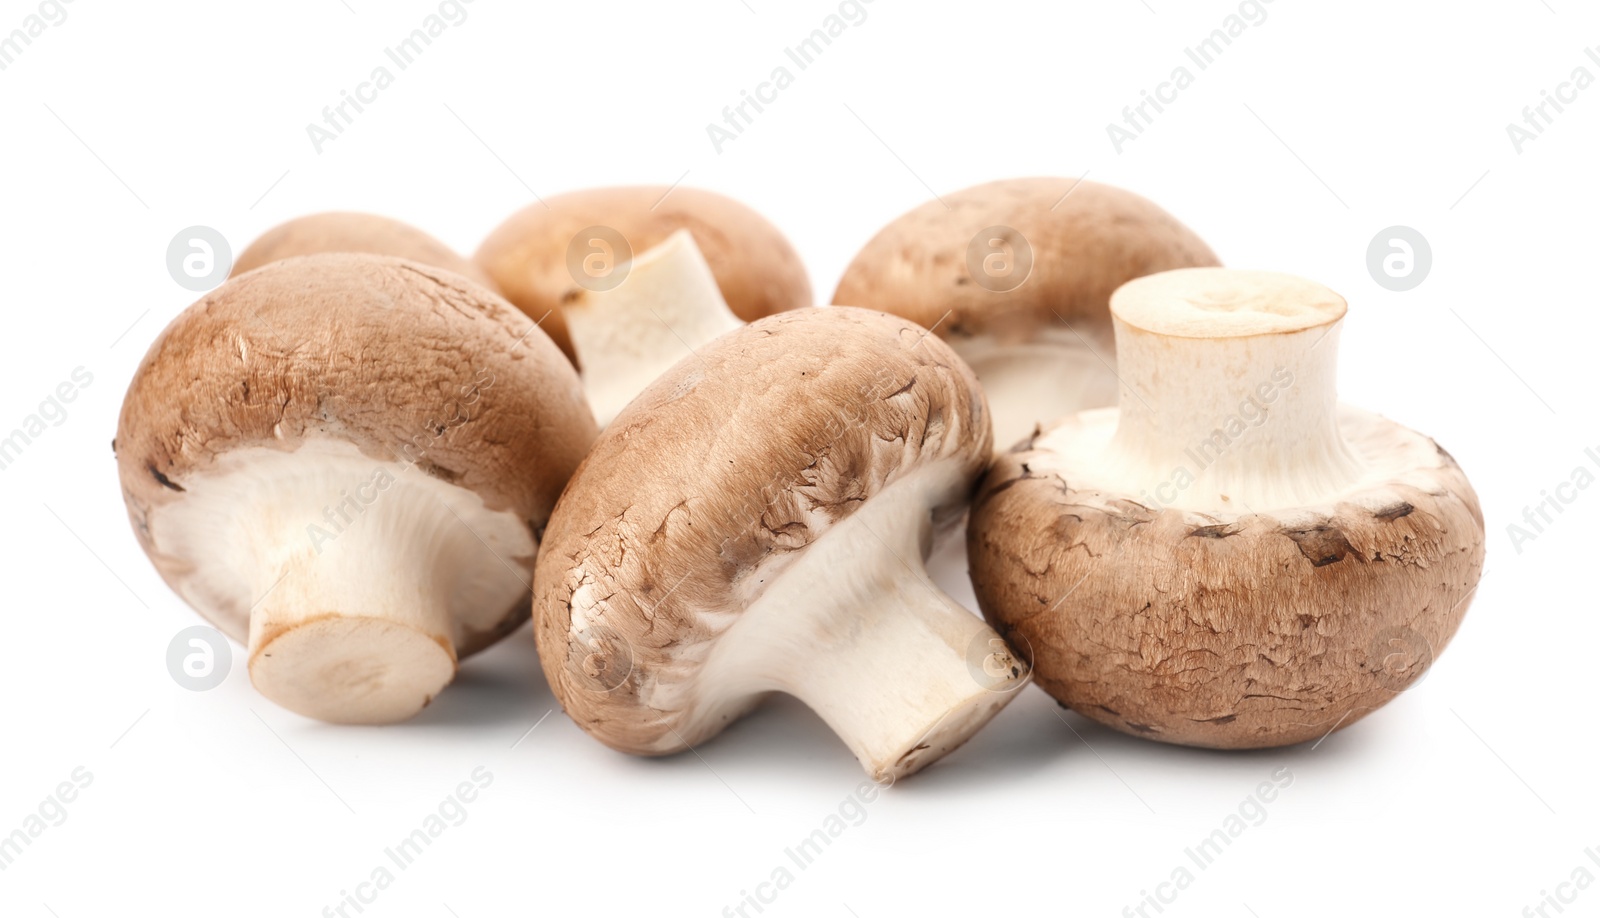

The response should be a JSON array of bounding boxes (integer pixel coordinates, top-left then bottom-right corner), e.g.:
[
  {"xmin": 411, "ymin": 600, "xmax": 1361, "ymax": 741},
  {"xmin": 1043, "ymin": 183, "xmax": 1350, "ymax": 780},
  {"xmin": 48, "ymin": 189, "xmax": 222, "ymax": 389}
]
[
  {"xmin": 116, "ymin": 254, "xmax": 597, "ymax": 724},
  {"xmin": 832, "ymin": 177, "xmax": 1219, "ymax": 451},
  {"xmin": 967, "ymin": 268, "xmax": 1485, "ymax": 749},
  {"xmin": 474, "ymin": 185, "xmax": 811, "ymax": 364},
  {"xmin": 232, "ymin": 211, "xmax": 498, "ymax": 291},
  {"xmin": 534, "ymin": 307, "xmax": 1029, "ymax": 781}
]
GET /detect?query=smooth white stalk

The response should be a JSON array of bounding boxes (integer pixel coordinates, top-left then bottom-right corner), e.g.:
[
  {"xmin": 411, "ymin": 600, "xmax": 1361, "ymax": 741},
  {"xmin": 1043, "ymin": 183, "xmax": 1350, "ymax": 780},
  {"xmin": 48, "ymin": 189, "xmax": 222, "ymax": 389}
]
[
  {"xmin": 682, "ymin": 461, "xmax": 1029, "ymax": 780},
  {"xmin": 566, "ymin": 230, "xmax": 743, "ymax": 426},
  {"xmin": 153, "ymin": 440, "xmax": 534, "ymax": 723},
  {"xmin": 1099, "ymin": 268, "xmax": 1366, "ymax": 512}
]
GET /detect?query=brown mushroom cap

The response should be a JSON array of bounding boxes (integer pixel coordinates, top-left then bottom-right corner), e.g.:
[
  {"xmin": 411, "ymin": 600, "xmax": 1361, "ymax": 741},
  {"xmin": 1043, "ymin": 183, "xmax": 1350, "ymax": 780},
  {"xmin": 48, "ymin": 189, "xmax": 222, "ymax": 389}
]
[
  {"xmin": 966, "ymin": 268, "xmax": 1487, "ymax": 749},
  {"xmin": 117, "ymin": 253, "xmax": 597, "ymax": 721},
  {"xmin": 474, "ymin": 186, "xmax": 812, "ymax": 364},
  {"xmin": 232, "ymin": 212, "xmax": 498, "ymax": 291},
  {"xmin": 832, "ymin": 177, "xmax": 1219, "ymax": 347},
  {"xmin": 534, "ymin": 306, "xmax": 1023, "ymax": 778},
  {"xmin": 970, "ymin": 412, "xmax": 1485, "ymax": 748},
  {"xmin": 832, "ymin": 177, "xmax": 1219, "ymax": 451}
]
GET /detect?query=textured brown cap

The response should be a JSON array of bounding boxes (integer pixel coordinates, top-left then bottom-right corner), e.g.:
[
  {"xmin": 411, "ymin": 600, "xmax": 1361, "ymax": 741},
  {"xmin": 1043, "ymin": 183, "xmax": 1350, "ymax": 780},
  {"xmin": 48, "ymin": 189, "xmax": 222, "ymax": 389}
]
[
  {"xmin": 474, "ymin": 186, "xmax": 812, "ymax": 364},
  {"xmin": 117, "ymin": 253, "xmax": 597, "ymax": 656},
  {"xmin": 832, "ymin": 177, "xmax": 1219, "ymax": 347},
  {"xmin": 968, "ymin": 412, "xmax": 1486, "ymax": 749},
  {"xmin": 534, "ymin": 306, "xmax": 993, "ymax": 758},
  {"xmin": 232, "ymin": 212, "xmax": 498, "ymax": 291}
]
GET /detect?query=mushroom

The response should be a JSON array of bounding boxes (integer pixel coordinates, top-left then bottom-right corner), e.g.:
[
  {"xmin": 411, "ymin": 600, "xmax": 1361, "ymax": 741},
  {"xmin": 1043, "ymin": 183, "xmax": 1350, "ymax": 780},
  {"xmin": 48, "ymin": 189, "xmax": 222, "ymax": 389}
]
[
  {"xmin": 474, "ymin": 185, "xmax": 811, "ymax": 365},
  {"xmin": 832, "ymin": 177, "xmax": 1219, "ymax": 451},
  {"xmin": 967, "ymin": 267, "xmax": 1486, "ymax": 749},
  {"xmin": 560, "ymin": 229, "xmax": 742, "ymax": 427},
  {"xmin": 116, "ymin": 253, "xmax": 597, "ymax": 723},
  {"xmin": 232, "ymin": 211, "xmax": 498, "ymax": 291},
  {"xmin": 534, "ymin": 306, "xmax": 1029, "ymax": 780}
]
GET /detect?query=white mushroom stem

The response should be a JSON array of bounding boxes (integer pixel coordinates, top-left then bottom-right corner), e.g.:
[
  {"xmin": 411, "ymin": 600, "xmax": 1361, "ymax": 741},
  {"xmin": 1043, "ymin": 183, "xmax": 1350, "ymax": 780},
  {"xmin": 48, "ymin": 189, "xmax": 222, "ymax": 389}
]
[
  {"xmin": 565, "ymin": 229, "xmax": 743, "ymax": 427},
  {"xmin": 154, "ymin": 440, "xmax": 534, "ymax": 723},
  {"xmin": 691, "ymin": 461, "xmax": 1028, "ymax": 780},
  {"xmin": 1100, "ymin": 268, "xmax": 1366, "ymax": 512}
]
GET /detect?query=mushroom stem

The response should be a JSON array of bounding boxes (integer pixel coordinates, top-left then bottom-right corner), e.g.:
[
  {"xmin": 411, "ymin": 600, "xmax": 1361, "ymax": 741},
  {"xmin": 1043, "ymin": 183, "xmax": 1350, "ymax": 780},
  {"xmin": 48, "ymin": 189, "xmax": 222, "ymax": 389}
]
[
  {"xmin": 565, "ymin": 229, "xmax": 743, "ymax": 426},
  {"xmin": 778, "ymin": 569, "xmax": 1024, "ymax": 781},
  {"xmin": 695, "ymin": 465, "xmax": 1028, "ymax": 780},
  {"xmin": 246, "ymin": 514, "xmax": 460, "ymax": 725},
  {"xmin": 1101, "ymin": 269, "xmax": 1366, "ymax": 512},
  {"xmin": 152, "ymin": 442, "xmax": 536, "ymax": 724}
]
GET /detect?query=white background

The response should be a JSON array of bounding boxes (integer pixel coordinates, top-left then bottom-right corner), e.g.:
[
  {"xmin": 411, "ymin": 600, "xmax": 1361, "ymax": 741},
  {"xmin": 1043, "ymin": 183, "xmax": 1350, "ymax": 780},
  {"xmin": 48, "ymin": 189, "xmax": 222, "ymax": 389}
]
[{"xmin": 1, "ymin": 1, "xmax": 1595, "ymax": 916}]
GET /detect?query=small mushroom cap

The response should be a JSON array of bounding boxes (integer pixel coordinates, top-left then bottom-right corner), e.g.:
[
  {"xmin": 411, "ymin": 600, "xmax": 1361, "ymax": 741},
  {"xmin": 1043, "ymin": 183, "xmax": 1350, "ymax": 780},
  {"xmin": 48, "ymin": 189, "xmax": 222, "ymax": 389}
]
[
  {"xmin": 968, "ymin": 408, "xmax": 1487, "ymax": 748},
  {"xmin": 474, "ymin": 185, "xmax": 812, "ymax": 364},
  {"xmin": 831, "ymin": 177, "xmax": 1219, "ymax": 346},
  {"xmin": 533, "ymin": 307, "xmax": 991, "ymax": 754},
  {"xmin": 232, "ymin": 212, "xmax": 498, "ymax": 291},
  {"xmin": 117, "ymin": 253, "xmax": 597, "ymax": 654}
]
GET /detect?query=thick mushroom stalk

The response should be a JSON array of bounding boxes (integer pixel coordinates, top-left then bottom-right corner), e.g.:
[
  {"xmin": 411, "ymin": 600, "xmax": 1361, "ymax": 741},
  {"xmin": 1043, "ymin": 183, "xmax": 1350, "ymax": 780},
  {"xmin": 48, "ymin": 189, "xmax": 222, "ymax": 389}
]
[
  {"xmin": 682, "ymin": 463, "xmax": 1028, "ymax": 780},
  {"xmin": 1098, "ymin": 269, "xmax": 1365, "ymax": 511},
  {"xmin": 157, "ymin": 444, "xmax": 536, "ymax": 724},
  {"xmin": 565, "ymin": 230, "xmax": 742, "ymax": 426}
]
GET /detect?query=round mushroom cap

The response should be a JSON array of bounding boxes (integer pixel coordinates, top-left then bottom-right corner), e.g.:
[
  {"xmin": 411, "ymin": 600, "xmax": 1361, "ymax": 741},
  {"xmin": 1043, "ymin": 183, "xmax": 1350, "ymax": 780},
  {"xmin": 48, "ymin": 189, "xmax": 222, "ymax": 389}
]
[
  {"xmin": 534, "ymin": 306, "xmax": 992, "ymax": 755},
  {"xmin": 831, "ymin": 177, "xmax": 1219, "ymax": 348},
  {"xmin": 968, "ymin": 408, "xmax": 1486, "ymax": 749},
  {"xmin": 233, "ymin": 212, "xmax": 498, "ymax": 291},
  {"xmin": 474, "ymin": 185, "xmax": 812, "ymax": 364},
  {"xmin": 116, "ymin": 253, "xmax": 597, "ymax": 657}
]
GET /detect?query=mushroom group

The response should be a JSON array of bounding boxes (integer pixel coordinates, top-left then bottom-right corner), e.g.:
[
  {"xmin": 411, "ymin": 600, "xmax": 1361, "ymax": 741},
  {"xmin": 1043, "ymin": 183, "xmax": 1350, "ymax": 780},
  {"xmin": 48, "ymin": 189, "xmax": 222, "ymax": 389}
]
[{"xmin": 116, "ymin": 177, "xmax": 1485, "ymax": 775}]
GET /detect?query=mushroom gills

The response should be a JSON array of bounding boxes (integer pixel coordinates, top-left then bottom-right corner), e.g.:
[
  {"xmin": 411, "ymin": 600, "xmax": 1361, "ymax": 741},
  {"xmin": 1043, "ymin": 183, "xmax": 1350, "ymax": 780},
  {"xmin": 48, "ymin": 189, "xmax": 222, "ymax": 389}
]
[
  {"xmin": 949, "ymin": 327, "xmax": 1121, "ymax": 452},
  {"xmin": 677, "ymin": 459, "xmax": 1029, "ymax": 781},
  {"xmin": 151, "ymin": 439, "xmax": 535, "ymax": 723}
]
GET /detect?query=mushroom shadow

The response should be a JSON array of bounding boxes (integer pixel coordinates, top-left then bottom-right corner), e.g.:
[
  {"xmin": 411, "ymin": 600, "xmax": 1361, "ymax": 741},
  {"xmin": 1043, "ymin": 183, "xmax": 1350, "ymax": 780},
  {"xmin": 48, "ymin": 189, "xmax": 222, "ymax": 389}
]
[
  {"xmin": 1022, "ymin": 696, "xmax": 1403, "ymax": 779},
  {"xmin": 407, "ymin": 624, "xmax": 554, "ymax": 732},
  {"xmin": 893, "ymin": 687, "xmax": 1078, "ymax": 793}
]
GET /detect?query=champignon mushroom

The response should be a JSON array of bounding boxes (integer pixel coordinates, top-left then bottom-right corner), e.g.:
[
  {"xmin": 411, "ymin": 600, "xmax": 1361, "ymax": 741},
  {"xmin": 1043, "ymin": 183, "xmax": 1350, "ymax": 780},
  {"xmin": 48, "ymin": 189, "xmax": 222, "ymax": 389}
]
[
  {"xmin": 559, "ymin": 229, "xmax": 742, "ymax": 427},
  {"xmin": 534, "ymin": 306, "xmax": 1029, "ymax": 780},
  {"xmin": 474, "ymin": 185, "xmax": 811, "ymax": 365},
  {"xmin": 968, "ymin": 267, "xmax": 1486, "ymax": 748},
  {"xmin": 832, "ymin": 177, "xmax": 1219, "ymax": 451},
  {"xmin": 116, "ymin": 254, "xmax": 597, "ymax": 723},
  {"xmin": 233, "ymin": 211, "xmax": 497, "ymax": 290}
]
